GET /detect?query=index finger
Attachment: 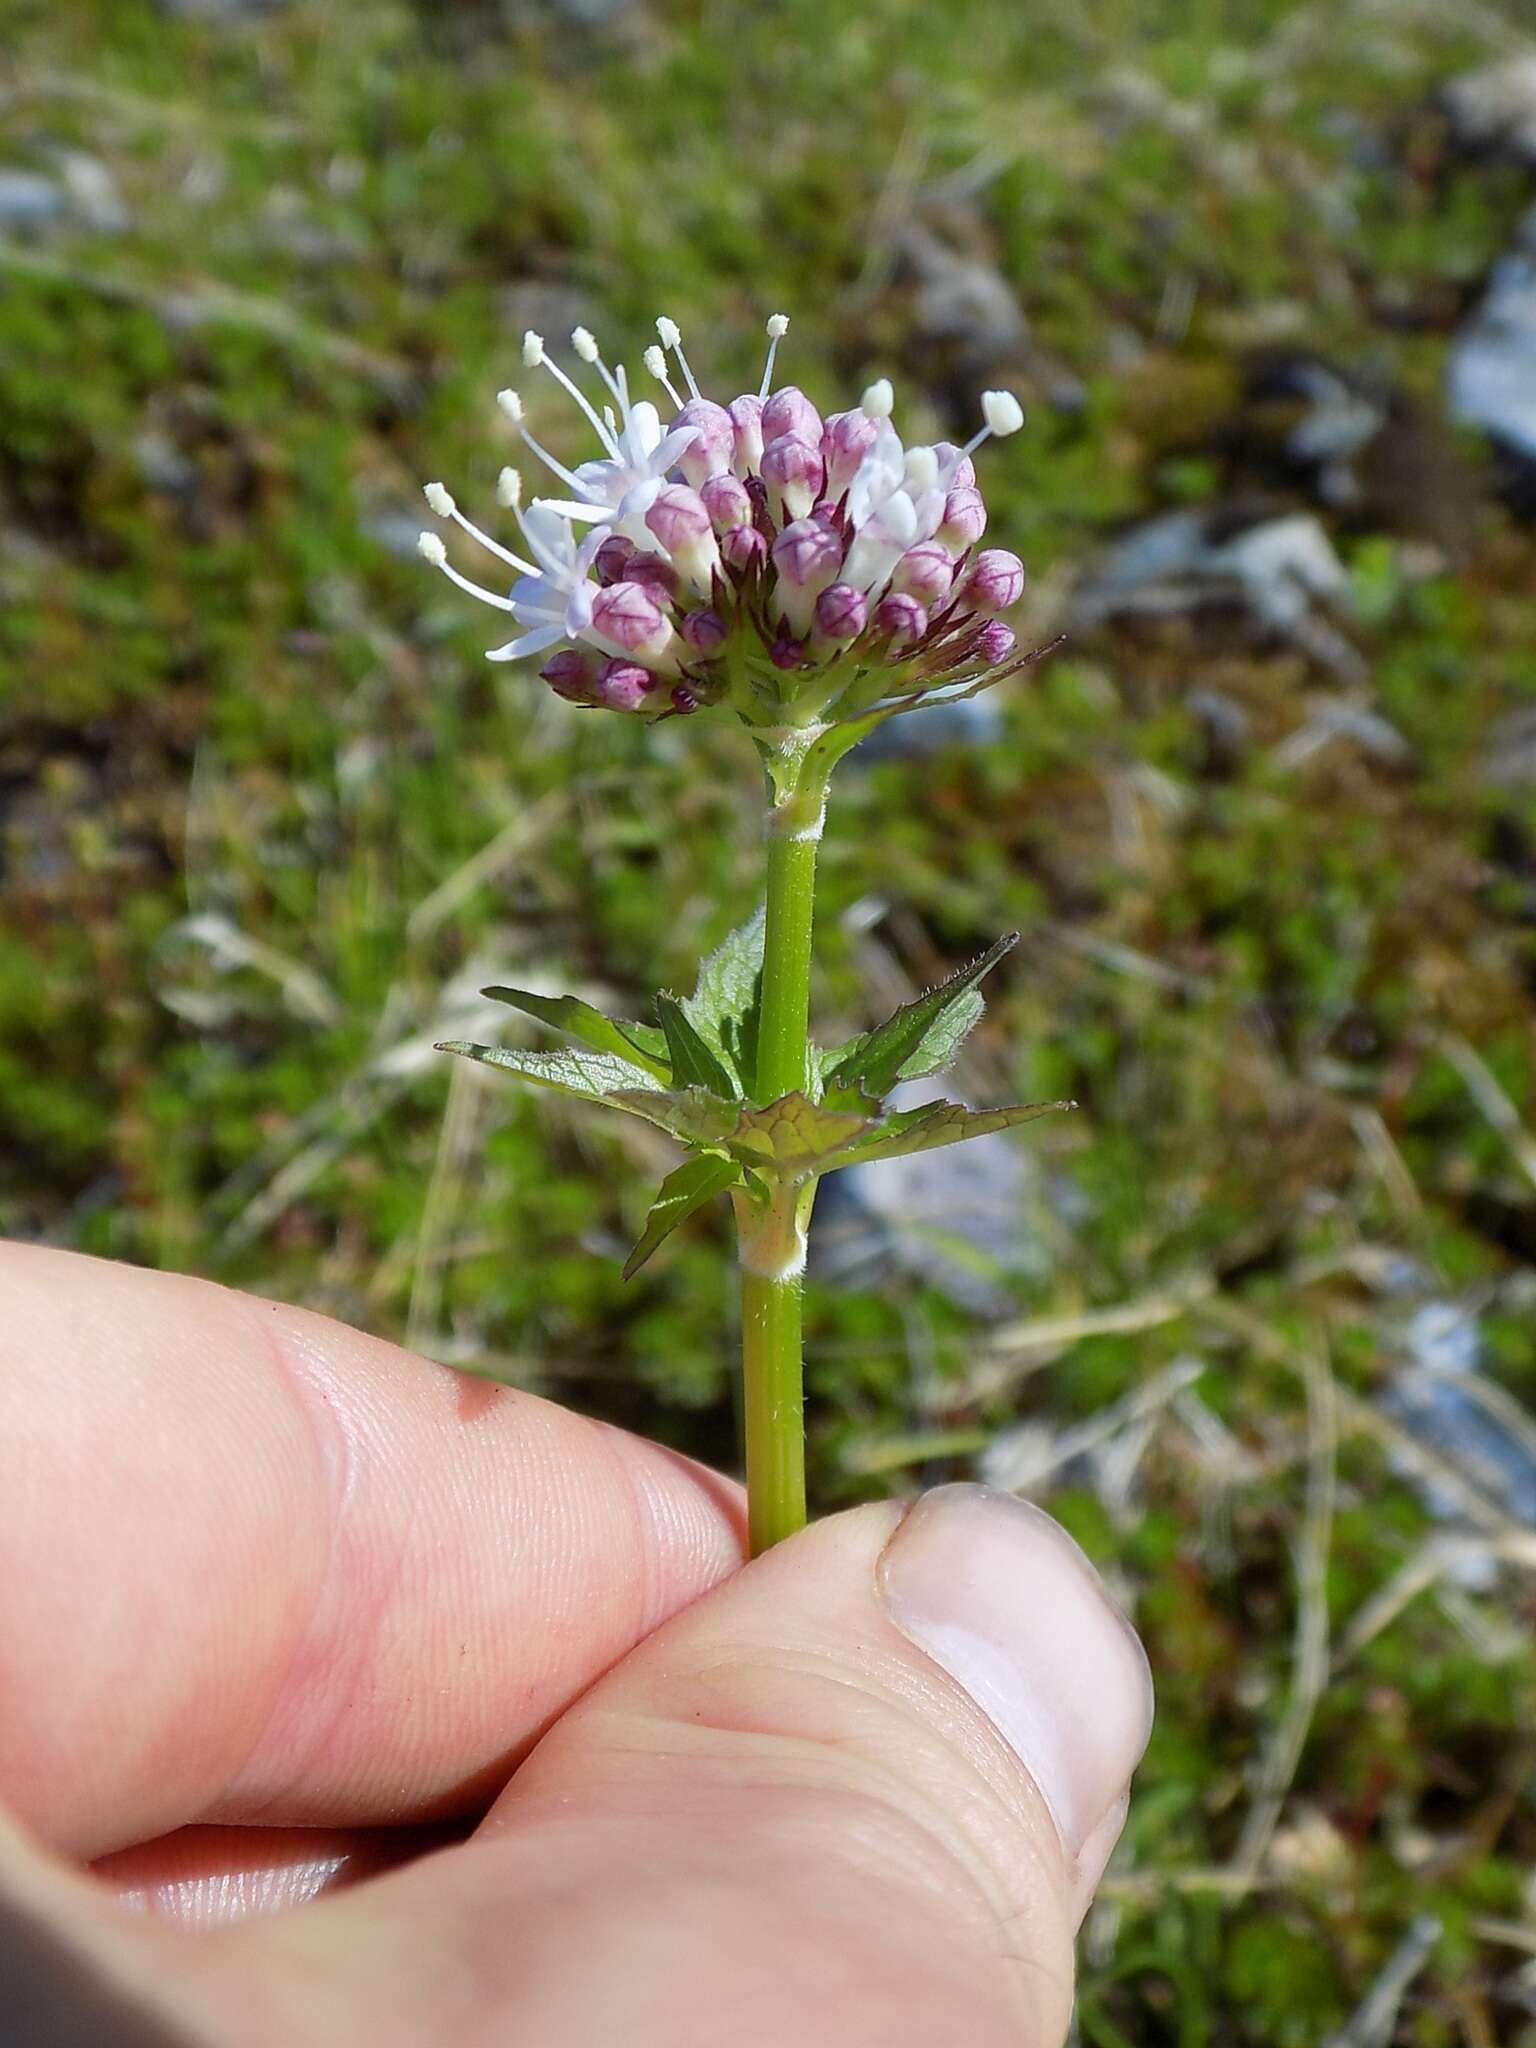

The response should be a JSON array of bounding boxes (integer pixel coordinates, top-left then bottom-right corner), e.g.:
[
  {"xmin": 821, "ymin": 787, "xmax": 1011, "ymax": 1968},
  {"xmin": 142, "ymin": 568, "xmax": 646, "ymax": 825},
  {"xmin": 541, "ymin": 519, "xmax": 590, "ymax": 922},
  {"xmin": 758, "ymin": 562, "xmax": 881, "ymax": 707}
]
[{"xmin": 0, "ymin": 1243, "xmax": 745, "ymax": 1859}]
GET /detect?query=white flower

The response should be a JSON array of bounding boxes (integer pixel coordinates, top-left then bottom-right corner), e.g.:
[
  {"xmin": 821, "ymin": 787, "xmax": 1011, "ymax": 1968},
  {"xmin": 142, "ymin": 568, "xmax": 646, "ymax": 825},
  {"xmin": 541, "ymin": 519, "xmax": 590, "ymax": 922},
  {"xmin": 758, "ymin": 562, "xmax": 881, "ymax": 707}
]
[
  {"xmin": 842, "ymin": 421, "xmax": 947, "ymax": 593},
  {"xmin": 417, "ymin": 475, "xmax": 604, "ymax": 663}
]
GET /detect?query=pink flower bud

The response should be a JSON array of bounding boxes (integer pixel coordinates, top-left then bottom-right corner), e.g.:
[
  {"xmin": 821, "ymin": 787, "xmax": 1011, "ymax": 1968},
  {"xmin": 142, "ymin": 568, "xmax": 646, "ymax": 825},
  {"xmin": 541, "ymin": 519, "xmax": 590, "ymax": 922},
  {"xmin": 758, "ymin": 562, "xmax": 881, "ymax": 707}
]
[
  {"xmin": 590, "ymin": 579, "xmax": 671, "ymax": 657},
  {"xmin": 933, "ymin": 442, "xmax": 977, "ymax": 489},
  {"xmin": 770, "ymin": 636, "xmax": 805, "ymax": 670},
  {"xmin": 679, "ymin": 607, "xmax": 727, "ymax": 656},
  {"xmin": 974, "ymin": 620, "xmax": 1017, "ymax": 663},
  {"xmin": 670, "ymin": 685, "xmax": 699, "ymax": 715},
  {"xmin": 872, "ymin": 591, "xmax": 928, "ymax": 651},
  {"xmin": 700, "ymin": 473, "xmax": 752, "ymax": 532},
  {"xmin": 821, "ymin": 408, "xmax": 879, "ymax": 496},
  {"xmin": 672, "ymin": 398, "xmax": 734, "ymax": 488},
  {"xmin": 771, "ymin": 517, "xmax": 842, "ymax": 590},
  {"xmin": 760, "ymin": 434, "xmax": 825, "ymax": 523},
  {"xmin": 771, "ymin": 516, "xmax": 843, "ymax": 632},
  {"xmin": 594, "ymin": 533, "xmax": 636, "ymax": 586},
  {"xmin": 762, "ymin": 385, "xmax": 823, "ymax": 451},
  {"xmin": 890, "ymin": 541, "xmax": 954, "ymax": 607},
  {"xmin": 729, "ymin": 394, "xmax": 765, "ymax": 477},
  {"xmin": 540, "ymin": 648, "xmax": 600, "ymax": 703},
  {"xmin": 721, "ymin": 523, "xmax": 767, "ymax": 574},
  {"xmin": 962, "ymin": 548, "xmax": 1026, "ymax": 613},
  {"xmin": 597, "ymin": 659, "xmax": 656, "ymax": 712},
  {"xmin": 813, "ymin": 582, "xmax": 868, "ymax": 642},
  {"xmin": 626, "ymin": 550, "xmax": 678, "ymax": 596},
  {"xmin": 643, "ymin": 483, "xmax": 721, "ymax": 594},
  {"xmin": 645, "ymin": 483, "xmax": 712, "ymax": 554},
  {"xmin": 938, "ymin": 486, "xmax": 987, "ymax": 551}
]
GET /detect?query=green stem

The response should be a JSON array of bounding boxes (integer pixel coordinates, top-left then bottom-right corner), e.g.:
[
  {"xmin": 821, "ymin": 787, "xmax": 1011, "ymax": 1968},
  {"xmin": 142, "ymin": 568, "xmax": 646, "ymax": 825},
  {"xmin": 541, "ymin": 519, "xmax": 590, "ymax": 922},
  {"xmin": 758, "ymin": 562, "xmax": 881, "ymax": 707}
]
[
  {"xmin": 754, "ymin": 825, "xmax": 819, "ymax": 1101},
  {"xmin": 740, "ymin": 1215, "xmax": 808, "ymax": 1556},
  {"xmin": 735, "ymin": 743, "xmax": 826, "ymax": 1554}
]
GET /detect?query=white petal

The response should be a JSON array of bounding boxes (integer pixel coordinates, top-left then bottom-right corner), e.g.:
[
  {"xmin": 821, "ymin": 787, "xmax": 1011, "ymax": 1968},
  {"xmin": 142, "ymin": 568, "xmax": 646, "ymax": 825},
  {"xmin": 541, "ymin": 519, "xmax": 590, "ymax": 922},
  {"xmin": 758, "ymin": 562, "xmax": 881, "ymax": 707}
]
[
  {"xmin": 486, "ymin": 625, "xmax": 565, "ymax": 662},
  {"xmin": 530, "ymin": 497, "xmax": 613, "ymax": 524}
]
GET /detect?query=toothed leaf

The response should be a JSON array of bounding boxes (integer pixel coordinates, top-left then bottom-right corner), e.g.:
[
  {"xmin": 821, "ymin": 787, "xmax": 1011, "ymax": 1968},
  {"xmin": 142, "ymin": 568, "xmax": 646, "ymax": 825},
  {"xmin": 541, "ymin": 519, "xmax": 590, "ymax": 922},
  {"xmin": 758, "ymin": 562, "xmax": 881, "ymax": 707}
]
[
  {"xmin": 655, "ymin": 991, "xmax": 740, "ymax": 1097},
  {"xmin": 822, "ymin": 934, "xmax": 1018, "ymax": 1098},
  {"xmin": 608, "ymin": 1089, "xmax": 742, "ymax": 1146},
  {"xmin": 897, "ymin": 986, "xmax": 985, "ymax": 1080},
  {"xmin": 481, "ymin": 987, "xmax": 670, "ymax": 1080},
  {"xmin": 682, "ymin": 906, "xmax": 764, "ymax": 1089},
  {"xmin": 622, "ymin": 1153, "xmax": 742, "ymax": 1280},
  {"xmin": 436, "ymin": 1041, "xmax": 738, "ymax": 1146},
  {"xmin": 821, "ymin": 1097, "xmax": 1071, "ymax": 1172}
]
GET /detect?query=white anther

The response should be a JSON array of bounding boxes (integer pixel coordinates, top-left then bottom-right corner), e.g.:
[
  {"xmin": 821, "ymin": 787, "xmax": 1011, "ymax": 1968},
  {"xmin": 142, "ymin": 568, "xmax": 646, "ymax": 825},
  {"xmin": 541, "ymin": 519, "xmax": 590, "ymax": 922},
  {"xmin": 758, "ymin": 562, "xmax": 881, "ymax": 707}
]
[
  {"xmin": 655, "ymin": 315, "xmax": 683, "ymax": 349},
  {"xmin": 496, "ymin": 466, "xmax": 522, "ymax": 508},
  {"xmin": 861, "ymin": 377, "xmax": 894, "ymax": 419},
  {"xmin": 522, "ymin": 330, "xmax": 546, "ymax": 367},
  {"xmin": 981, "ymin": 389, "xmax": 1024, "ymax": 436},
  {"xmin": 423, "ymin": 481, "xmax": 455, "ymax": 518},
  {"xmin": 571, "ymin": 326, "xmax": 599, "ymax": 362},
  {"xmin": 643, "ymin": 344, "xmax": 668, "ymax": 380},
  {"xmin": 759, "ymin": 312, "xmax": 791, "ymax": 398},
  {"xmin": 497, "ymin": 388, "xmax": 525, "ymax": 422},
  {"xmin": 904, "ymin": 446, "xmax": 939, "ymax": 492},
  {"xmin": 417, "ymin": 531, "xmax": 447, "ymax": 565}
]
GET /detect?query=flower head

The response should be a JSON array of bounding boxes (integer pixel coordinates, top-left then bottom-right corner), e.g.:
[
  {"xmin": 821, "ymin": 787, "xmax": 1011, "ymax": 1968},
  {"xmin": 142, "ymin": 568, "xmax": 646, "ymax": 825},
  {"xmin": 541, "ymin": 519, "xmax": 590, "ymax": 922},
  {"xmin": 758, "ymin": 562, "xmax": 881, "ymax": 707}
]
[{"xmin": 416, "ymin": 313, "xmax": 1033, "ymax": 718}]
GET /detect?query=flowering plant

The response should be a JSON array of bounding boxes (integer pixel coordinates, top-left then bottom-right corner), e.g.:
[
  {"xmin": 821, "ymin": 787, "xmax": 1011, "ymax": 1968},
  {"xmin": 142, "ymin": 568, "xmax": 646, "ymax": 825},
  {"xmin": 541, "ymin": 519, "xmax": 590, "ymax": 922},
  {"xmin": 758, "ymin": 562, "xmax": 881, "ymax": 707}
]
[{"xmin": 419, "ymin": 314, "xmax": 1062, "ymax": 1553}]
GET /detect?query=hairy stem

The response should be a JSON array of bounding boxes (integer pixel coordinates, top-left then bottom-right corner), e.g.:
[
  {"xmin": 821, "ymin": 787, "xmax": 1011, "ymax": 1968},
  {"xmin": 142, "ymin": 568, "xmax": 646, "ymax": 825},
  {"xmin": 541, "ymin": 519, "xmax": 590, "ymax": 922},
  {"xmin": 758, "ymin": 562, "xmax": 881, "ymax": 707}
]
[
  {"xmin": 754, "ymin": 826, "xmax": 819, "ymax": 1102},
  {"xmin": 736, "ymin": 1177, "xmax": 815, "ymax": 1556},
  {"xmin": 735, "ymin": 740, "xmax": 826, "ymax": 1553}
]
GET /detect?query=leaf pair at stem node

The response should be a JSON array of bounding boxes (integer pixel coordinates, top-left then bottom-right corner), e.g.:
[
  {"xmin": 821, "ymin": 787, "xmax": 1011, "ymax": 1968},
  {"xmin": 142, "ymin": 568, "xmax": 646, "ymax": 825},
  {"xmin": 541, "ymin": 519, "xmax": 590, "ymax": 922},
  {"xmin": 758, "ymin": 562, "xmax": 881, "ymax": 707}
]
[{"xmin": 437, "ymin": 915, "xmax": 1068, "ymax": 1279}]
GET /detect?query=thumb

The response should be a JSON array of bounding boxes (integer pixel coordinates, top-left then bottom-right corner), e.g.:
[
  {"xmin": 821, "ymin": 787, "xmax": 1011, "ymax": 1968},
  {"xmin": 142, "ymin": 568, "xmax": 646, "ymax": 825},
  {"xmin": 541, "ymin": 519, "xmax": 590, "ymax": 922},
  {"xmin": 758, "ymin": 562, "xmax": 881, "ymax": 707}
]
[
  {"xmin": 493, "ymin": 1483, "xmax": 1153, "ymax": 2045},
  {"xmin": 170, "ymin": 1486, "xmax": 1151, "ymax": 2046}
]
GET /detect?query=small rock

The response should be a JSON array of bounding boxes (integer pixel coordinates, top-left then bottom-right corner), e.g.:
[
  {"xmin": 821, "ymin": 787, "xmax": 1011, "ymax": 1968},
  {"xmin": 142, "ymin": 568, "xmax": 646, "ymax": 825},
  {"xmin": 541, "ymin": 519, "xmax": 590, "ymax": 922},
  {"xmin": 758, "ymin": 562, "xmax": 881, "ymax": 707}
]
[
  {"xmin": 133, "ymin": 432, "xmax": 198, "ymax": 499},
  {"xmin": 1187, "ymin": 687, "xmax": 1251, "ymax": 774},
  {"xmin": 1383, "ymin": 1298, "xmax": 1536, "ymax": 1528},
  {"xmin": 52, "ymin": 151, "xmax": 129, "ymax": 234},
  {"xmin": 1481, "ymin": 704, "xmax": 1536, "ymax": 790},
  {"xmin": 884, "ymin": 214, "xmax": 1085, "ymax": 420},
  {"xmin": 365, "ymin": 509, "xmax": 433, "ymax": 563},
  {"xmin": 497, "ymin": 281, "xmax": 596, "ymax": 355},
  {"xmin": 849, "ymin": 693, "xmax": 1005, "ymax": 766},
  {"xmin": 1071, "ymin": 504, "xmax": 1360, "ymax": 676},
  {"xmin": 1448, "ymin": 203, "xmax": 1536, "ymax": 490},
  {"xmin": 0, "ymin": 168, "xmax": 66, "ymax": 234},
  {"xmin": 1442, "ymin": 55, "xmax": 1536, "ymax": 169},
  {"xmin": 1239, "ymin": 353, "xmax": 1386, "ymax": 508},
  {"xmin": 814, "ymin": 1081, "xmax": 1048, "ymax": 1315}
]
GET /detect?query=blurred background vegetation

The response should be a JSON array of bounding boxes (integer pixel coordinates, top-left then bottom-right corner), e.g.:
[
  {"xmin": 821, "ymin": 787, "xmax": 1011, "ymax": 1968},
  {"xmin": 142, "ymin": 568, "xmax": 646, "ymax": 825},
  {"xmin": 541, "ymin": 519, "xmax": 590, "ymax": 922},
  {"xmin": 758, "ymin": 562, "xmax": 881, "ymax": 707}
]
[{"xmin": 4, "ymin": 0, "xmax": 1536, "ymax": 2037}]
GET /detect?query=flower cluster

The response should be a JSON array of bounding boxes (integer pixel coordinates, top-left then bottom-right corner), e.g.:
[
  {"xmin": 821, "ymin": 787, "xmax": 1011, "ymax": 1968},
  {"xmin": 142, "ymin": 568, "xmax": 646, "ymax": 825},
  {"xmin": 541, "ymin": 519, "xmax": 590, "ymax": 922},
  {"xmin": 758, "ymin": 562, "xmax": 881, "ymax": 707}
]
[{"xmin": 418, "ymin": 315, "xmax": 1031, "ymax": 722}]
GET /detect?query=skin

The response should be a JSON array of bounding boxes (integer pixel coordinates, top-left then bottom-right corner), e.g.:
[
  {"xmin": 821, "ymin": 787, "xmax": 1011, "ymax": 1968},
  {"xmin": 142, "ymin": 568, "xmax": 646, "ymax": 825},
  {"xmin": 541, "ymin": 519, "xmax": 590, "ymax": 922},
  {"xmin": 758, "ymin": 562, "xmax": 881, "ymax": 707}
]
[{"xmin": 0, "ymin": 1241, "xmax": 1132, "ymax": 2047}]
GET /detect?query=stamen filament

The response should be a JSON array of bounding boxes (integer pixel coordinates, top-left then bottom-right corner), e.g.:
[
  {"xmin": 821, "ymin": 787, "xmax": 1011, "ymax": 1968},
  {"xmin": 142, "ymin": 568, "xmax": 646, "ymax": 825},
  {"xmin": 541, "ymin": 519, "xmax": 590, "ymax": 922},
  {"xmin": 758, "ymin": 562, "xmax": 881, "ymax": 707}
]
[
  {"xmin": 758, "ymin": 313, "xmax": 790, "ymax": 400},
  {"xmin": 533, "ymin": 349, "xmax": 623, "ymax": 462},
  {"xmin": 430, "ymin": 554, "xmax": 520, "ymax": 612}
]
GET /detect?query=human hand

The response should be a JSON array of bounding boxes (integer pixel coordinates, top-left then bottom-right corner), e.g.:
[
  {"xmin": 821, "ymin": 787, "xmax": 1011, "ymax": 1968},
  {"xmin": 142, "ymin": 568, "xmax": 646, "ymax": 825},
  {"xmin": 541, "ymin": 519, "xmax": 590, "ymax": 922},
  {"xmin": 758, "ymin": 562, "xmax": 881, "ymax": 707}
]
[{"xmin": 0, "ymin": 1242, "xmax": 1151, "ymax": 2046}]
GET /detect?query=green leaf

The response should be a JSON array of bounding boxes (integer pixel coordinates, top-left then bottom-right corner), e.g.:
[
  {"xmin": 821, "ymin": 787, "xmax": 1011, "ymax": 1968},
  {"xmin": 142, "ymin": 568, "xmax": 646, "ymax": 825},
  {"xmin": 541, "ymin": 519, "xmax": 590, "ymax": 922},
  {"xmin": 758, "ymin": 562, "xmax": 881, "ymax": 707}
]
[
  {"xmin": 609, "ymin": 1088, "xmax": 742, "ymax": 1147},
  {"xmin": 822, "ymin": 934, "xmax": 1018, "ymax": 1099},
  {"xmin": 683, "ymin": 906, "xmax": 764, "ymax": 1087},
  {"xmin": 481, "ymin": 987, "xmax": 671, "ymax": 1080},
  {"xmin": 898, "ymin": 985, "xmax": 985, "ymax": 1080},
  {"xmin": 436, "ymin": 1041, "xmax": 738, "ymax": 1146},
  {"xmin": 820, "ymin": 1097, "xmax": 1071, "ymax": 1172},
  {"xmin": 724, "ymin": 1092, "xmax": 879, "ymax": 1175},
  {"xmin": 438, "ymin": 1041, "xmax": 662, "ymax": 1098},
  {"xmin": 622, "ymin": 1153, "xmax": 742, "ymax": 1279},
  {"xmin": 655, "ymin": 991, "xmax": 740, "ymax": 1097}
]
